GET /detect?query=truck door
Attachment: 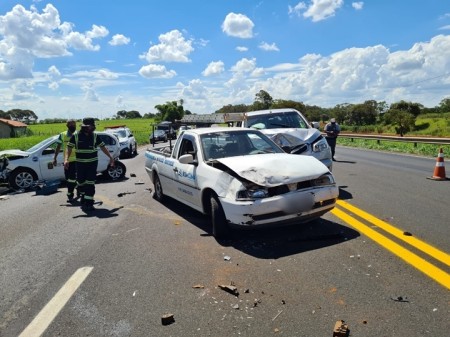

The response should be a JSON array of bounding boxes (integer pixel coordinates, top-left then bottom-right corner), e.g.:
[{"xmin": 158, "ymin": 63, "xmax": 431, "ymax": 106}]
[{"xmin": 173, "ymin": 136, "xmax": 201, "ymax": 208}]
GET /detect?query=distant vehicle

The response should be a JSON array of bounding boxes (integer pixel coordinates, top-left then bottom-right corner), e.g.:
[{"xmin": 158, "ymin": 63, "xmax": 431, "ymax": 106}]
[
  {"xmin": 156, "ymin": 121, "xmax": 177, "ymax": 140},
  {"xmin": 104, "ymin": 125, "xmax": 137, "ymax": 158},
  {"xmin": 149, "ymin": 129, "xmax": 168, "ymax": 143},
  {"xmin": 0, "ymin": 132, "xmax": 126, "ymax": 190}
]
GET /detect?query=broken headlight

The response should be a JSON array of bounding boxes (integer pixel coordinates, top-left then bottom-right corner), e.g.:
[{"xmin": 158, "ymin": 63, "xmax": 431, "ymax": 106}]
[
  {"xmin": 312, "ymin": 173, "xmax": 335, "ymax": 186},
  {"xmin": 236, "ymin": 187, "xmax": 269, "ymax": 200},
  {"xmin": 312, "ymin": 137, "xmax": 328, "ymax": 152}
]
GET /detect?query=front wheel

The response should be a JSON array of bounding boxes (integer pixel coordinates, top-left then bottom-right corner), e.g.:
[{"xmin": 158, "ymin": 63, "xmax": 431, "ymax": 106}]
[
  {"xmin": 153, "ymin": 173, "xmax": 164, "ymax": 201},
  {"xmin": 9, "ymin": 168, "xmax": 37, "ymax": 190},
  {"xmin": 106, "ymin": 161, "xmax": 126, "ymax": 180},
  {"xmin": 211, "ymin": 194, "xmax": 230, "ymax": 239}
]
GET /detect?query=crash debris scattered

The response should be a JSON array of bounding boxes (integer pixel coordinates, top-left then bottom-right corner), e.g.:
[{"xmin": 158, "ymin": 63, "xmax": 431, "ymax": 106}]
[
  {"xmin": 161, "ymin": 313, "xmax": 175, "ymax": 326},
  {"xmin": 218, "ymin": 284, "xmax": 239, "ymax": 297},
  {"xmin": 333, "ymin": 320, "xmax": 349, "ymax": 337}
]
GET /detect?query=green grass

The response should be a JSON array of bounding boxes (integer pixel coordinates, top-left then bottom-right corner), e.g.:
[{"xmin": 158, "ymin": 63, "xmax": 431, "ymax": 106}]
[
  {"xmin": 0, "ymin": 118, "xmax": 158, "ymax": 151},
  {"xmin": 338, "ymin": 137, "xmax": 450, "ymax": 158}
]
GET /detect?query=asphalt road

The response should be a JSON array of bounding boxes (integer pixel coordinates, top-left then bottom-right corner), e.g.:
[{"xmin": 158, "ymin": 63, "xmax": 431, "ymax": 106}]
[{"xmin": 0, "ymin": 144, "xmax": 449, "ymax": 337}]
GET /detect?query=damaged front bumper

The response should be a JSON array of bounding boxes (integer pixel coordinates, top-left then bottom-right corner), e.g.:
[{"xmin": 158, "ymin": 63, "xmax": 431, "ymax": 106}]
[{"xmin": 220, "ymin": 185, "xmax": 338, "ymax": 227}]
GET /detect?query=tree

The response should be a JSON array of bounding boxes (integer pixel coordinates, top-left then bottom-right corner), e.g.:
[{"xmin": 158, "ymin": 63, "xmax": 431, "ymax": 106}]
[
  {"xmin": 126, "ymin": 110, "xmax": 142, "ymax": 119},
  {"xmin": 271, "ymin": 99, "xmax": 306, "ymax": 113},
  {"xmin": 385, "ymin": 109, "xmax": 416, "ymax": 136},
  {"xmin": 390, "ymin": 100, "xmax": 423, "ymax": 117},
  {"xmin": 116, "ymin": 110, "xmax": 127, "ymax": 119},
  {"xmin": 438, "ymin": 98, "xmax": 450, "ymax": 113},
  {"xmin": 253, "ymin": 90, "xmax": 273, "ymax": 110},
  {"xmin": 154, "ymin": 101, "xmax": 185, "ymax": 122}
]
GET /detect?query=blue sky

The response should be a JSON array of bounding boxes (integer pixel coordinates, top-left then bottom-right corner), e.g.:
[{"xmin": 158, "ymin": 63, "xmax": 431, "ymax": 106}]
[{"xmin": 0, "ymin": 0, "xmax": 449, "ymax": 120}]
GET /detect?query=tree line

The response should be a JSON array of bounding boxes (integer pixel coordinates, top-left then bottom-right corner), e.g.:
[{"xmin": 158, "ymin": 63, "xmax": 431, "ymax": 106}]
[{"xmin": 2, "ymin": 91, "xmax": 449, "ymax": 136}]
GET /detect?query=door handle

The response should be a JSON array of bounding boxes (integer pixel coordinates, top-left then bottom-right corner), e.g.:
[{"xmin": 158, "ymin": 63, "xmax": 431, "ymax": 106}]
[{"xmin": 173, "ymin": 167, "xmax": 178, "ymax": 172}]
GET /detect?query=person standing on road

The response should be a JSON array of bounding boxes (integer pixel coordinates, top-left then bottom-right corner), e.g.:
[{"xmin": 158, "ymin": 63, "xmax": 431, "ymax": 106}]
[
  {"xmin": 64, "ymin": 117, "xmax": 115, "ymax": 212},
  {"xmin": 324, "ymin": 118, "xmax": 340, "ymax": 161},
  {"xmin": 53, "ymin": 119, "xmax": 78, "ymax": 202}
]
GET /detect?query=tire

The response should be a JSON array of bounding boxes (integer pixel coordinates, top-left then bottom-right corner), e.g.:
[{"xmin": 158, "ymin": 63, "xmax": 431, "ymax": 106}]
[
  {"xmin": 129, "ymin": 145, "xmax": 133, "ymax": 158},
  {"xmin": 106, "ymin": 161, "xmax": 126, "ymax": 180},
  {"xmin": 133, "ymin": 143, "xmax": 138, "ymax": 156},
  {"xmin": 211, "ymin": 194, "xmax": 230, "ymax": 239},
  {"xmin": 153, "ymin": 173, "xmax": 164, "ymax": 201},
  {"xmin": 9, "ymin": 168, "xmax": 37, "ymax": 190}
]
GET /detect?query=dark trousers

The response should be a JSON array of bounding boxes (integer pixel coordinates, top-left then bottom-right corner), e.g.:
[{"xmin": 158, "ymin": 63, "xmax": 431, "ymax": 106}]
[
  {"xmin": 64, "ymin": 161, "xmax": 77, "ymax": 197},
  {"xmin": 326, "ymin": 137, "xmax": 337, "ymax": 158},
  {"xmin": 76, "ymin": 160, "xmax": 98, "ymax": 206}
]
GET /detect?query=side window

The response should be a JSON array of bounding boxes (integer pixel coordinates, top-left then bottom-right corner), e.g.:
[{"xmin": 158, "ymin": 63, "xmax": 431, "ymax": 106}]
[
  {"xmin": 178, "ymin": 139, "xmax": 196, "ymax": 160},
  {"xmin": 98, "ymin": 134, "xmax": 116, "ymax": 146},
  {"xmin": 41, "ymin": 142, "xmax": 58, "ymax": 155}
]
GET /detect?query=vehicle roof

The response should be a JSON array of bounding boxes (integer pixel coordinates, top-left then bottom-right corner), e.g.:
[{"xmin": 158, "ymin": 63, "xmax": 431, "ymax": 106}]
[
  {"xmin": 184, "ymin": 126, "xmax": 258, "ymax": 135},
  {"xmin": 245, "ymin": 108, "xmax": 299, "ymax": 116}
]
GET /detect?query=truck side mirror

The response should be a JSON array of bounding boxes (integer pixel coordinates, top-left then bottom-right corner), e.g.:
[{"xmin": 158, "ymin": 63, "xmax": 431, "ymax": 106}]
[
  {"xmin": 310, "ymin": 121, "xmax": 320, "ymax": 129},
  {"xmin": 179, "ymin": 154, "xmax": 196, "ymax": 165}
]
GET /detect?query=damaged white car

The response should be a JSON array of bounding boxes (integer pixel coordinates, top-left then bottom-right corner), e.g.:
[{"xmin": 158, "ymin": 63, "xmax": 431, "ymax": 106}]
[
  {"xmin": 0, "ymin": 133, "xmax": 126, "ymax": 190},
  {"xmin": 144, "ymin": 127, "xmax": 339, "ymax": 239}
]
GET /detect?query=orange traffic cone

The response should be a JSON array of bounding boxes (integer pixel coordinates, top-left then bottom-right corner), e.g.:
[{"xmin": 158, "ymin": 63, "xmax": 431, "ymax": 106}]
[{"xmin": 427, "ymin": 148, "xmax": 448, "ymax": 181}]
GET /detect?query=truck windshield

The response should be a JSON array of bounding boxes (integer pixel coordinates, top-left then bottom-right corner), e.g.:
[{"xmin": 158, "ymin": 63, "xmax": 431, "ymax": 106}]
[
  {"xmin": 246, "ymin": 111, "xmax": 309, "ymax": 130},
  {"xmin": 201, "ymin": 130, "xmax": 282, "ymax": 161}
]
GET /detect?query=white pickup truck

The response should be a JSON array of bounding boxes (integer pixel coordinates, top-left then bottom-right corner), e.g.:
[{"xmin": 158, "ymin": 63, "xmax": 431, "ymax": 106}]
[
  {"xmin": 0, "ymin": 132, "xmax": 126, "ymax": 190},
  {"xmin": 144, "ymin": 127, "xmax": 338, "ymax": 239}
]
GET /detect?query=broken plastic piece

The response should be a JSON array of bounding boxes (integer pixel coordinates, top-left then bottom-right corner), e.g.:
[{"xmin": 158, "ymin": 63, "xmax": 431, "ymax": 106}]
[
  {"xmin": 218, "ymin": 284, "xmax": 239, "ymax": 296},
  {"xmin": 161, "ymin": 313, "xmax": 175, "ymax": 325},
  {"xmin": 333, "ymin": 320, "xmax": 349, "ymax": 337}
]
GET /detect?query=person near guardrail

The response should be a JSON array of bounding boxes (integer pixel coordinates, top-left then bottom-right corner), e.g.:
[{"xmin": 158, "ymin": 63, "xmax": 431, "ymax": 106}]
[
  {"xmin": 324, "ymin": 118, "xmax": 340, "ymax": 161},
  {"xmin": 64, "ymin": 117, "xmax": 115, "ymax": 212},
  {"xmin": 53, "ymin": 119, "xmax": 78, "ymax": 202}
]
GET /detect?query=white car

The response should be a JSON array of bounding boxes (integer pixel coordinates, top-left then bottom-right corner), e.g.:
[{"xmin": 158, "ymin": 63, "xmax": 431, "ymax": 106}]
[
  {"xmin": 145, "ymin": 127, "xmax": 338, "ymax": 239},
  {"xmin": 104, "ymin": 126, "xmax": 137, "ymax": 158},
  {"xmin": 0, "ymin": 132, "xmax": 126, "ymax": 190}
]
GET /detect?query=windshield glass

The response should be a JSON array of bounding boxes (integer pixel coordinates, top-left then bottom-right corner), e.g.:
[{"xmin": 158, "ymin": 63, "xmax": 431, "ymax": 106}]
[
  {"xmin": 246, "ymin": 111, "xmax": 309, "ymax": 129},
  {"xmin": 26, "ymin": 136, "xmax": 57, "ymax": 152},
  {"xmin": 201, "ymin": 130, "xmax": 282, "ymax": 161},
  {"xmin": 114, "ymin": 130, "xmax": 127, "ymax": 138}
]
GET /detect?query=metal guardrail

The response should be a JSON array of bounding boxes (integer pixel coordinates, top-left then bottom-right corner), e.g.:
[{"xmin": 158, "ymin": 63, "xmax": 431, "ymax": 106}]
[{"xmin": 334, "ymin": 133, "xmax": 450, "ymax": 147}]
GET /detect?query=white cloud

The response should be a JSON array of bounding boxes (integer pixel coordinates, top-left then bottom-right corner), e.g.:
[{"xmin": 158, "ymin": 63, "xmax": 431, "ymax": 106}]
[
  {"xmin": 290, "ymin": 0, "xmax": 344, "ymax": 22},
  {"xmin": 352, "ymin": 2, "xmax": 364, "ymax": 10},
  {"xmin": 82, "ymin": 82, "xmax": 99, "ymax": 102},
  {"xmin": 259, "ymin": 42, "xmax": 280, "ymax": 52},
  {"xmin": 140, "ymin": 30, "xmax": 194, "ymax": 63},
  {"xmin": 439, "ymin": 25, "xmax": 450, "ymax": 31},
  {"xmin": 222, "ymin": 13, "xmax": 254, "ymax": 38},
  {"xmin": 236, "ymin": 46, "xmax": 249, "ymax": 52},
  {"xmin": 109, "ymin": 34, "xmax": 131, "ymax": 46},
  {"xmin": 0, "ymin": 4, "xmax": 109, "ymax": 80},
  {"xmin": 139, "ymin": 64, "xmax": 177, "ymax": 78},
  {"xmin": 231, "ymin": 58, "xmax": 257, "ymax": 73},
  {"xmin": 202, "ymin": 61, "xmax": 225, "ymax": 76},
  {"xmin": 181, "ymin": 79, "xmax": 208, "ymax": 98}
]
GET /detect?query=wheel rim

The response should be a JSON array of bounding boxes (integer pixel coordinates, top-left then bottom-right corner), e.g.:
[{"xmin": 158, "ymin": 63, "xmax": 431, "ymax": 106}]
[
  {"xmin": 109, "ymin": 165, "xmax": 123, "ymax": 179},
  {"xmin": 16, "ymin": 172, "xmax": 34, "ymax": 189}
]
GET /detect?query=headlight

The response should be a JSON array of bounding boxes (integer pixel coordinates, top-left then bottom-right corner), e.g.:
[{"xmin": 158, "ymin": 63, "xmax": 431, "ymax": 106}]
[
  {"xmin": 312, "ymin": 138, "xmax": 329, "ymax": 152},
  {"xmin": 120, "ymin": 141, "xmax": 127, "ymax": 146},
  {"xmin": 236, "ymin": 188, "xmax": 269, "ymax": 200},
  {"xmin": 312, "ymin": 174, "xmax": 335, "ymax": 186}
]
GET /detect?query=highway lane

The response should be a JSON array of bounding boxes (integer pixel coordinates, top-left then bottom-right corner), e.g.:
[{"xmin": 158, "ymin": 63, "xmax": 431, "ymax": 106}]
[{"xmin": 0, "ymin": 145, "xmax": 449, "ymax": 336}]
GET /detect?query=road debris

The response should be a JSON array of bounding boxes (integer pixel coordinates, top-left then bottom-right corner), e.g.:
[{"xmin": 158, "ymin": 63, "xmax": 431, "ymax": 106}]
[
  {"xmin": 117, "ymin": 191, "xmax": 136, "ymax": 197},
  {"xmin": 253, "ymin": 299, "xmax": 261, "ymax": 307},
  {"xmin": 333, "ymin": 320, "xmax": 349, "ymax": 337},
  {"xmin": 161, "ymin": 313, "xmax": 175, "ymax": 325},
  {"xmin": 224, "ymin": 255, "xmax": 231, "ymax": 261},
  {"xmin": 218, "ymin": 284, "xmax": 239, "ymax": 297},
  {"xmin": 130, "ymin": 173, "xmax": 137, "ymax": 177},
  {"xmin": 192, "ymin": 284, "xmax": 205, "ymax": 289},
  {"xmin": 232, "ymin": 304, "xmax": 239, "ymax": 310},
  {"xmin": 0, "ymin": 195, "xmax": 8, "ymax": 201},
  {"xmin": 403, "ymin": 231, "xmax": 413, "ymax": 236},
  {"xmin": 135, "ymin": 181, "xmax": 145, "ymax": 185},
  {"xmin": 390, "ymin": 296, "xmax": 409, "ymax": 302},
  {"xmin": 272, "ymin": 310, "xmax": 283, "ymax": 321}
]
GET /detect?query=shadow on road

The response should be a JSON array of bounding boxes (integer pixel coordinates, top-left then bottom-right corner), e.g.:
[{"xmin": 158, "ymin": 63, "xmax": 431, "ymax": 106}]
[
  {"xmin": 338, "ymin": 186, "xmax": 353, "ymax": 200},
  {"xmin": 161, "ymin": 197, "xmax": 360, "ymax": 259}
]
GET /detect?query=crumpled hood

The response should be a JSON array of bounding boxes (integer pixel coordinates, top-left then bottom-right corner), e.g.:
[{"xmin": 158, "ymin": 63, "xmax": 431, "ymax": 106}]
[
  {"xmin": 260, "ymin": 128, "xmax": 321, "ymax": 145},
  {"xmin": 215, "ymin": 153, "xmax": 330, "ymax": 187},
  {"xmin": 0, "ymin": 149, "xmax": 29, "ymax": 158}
]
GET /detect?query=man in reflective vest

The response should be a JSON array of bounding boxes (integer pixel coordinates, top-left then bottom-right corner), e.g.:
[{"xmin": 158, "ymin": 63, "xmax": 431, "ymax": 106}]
[
  {"xmin": 64, "ymin": 117, "xmax": 115, "ymax": 211},
  {"xmin": 53, "ymin": 119, "xmax": 78, "ymax": 202}
]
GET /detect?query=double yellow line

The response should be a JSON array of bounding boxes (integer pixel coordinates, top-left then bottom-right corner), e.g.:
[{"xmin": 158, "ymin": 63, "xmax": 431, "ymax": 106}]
[{"xmin": 332, "ymin": 200, "xmax": 450, "ymax": 290}]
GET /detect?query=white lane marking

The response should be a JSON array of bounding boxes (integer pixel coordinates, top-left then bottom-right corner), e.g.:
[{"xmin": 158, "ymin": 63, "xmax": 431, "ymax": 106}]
[{"xmin": 19, "ymin": 266, "xmax": 93, "ymax": 337}]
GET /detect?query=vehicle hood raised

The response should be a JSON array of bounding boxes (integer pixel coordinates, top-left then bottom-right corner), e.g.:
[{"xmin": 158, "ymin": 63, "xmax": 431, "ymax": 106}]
[
  {"xmin": 260, "ymin": 128, "xmax": 321, "ymax": 145},
  {"xmin": 0, "ymin": 149, "xmax": 30, "ymax": 158},
  {"xmin": 214, "ymin": 153, "xmax": 329, "ymax": 187}
]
